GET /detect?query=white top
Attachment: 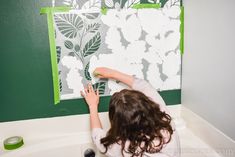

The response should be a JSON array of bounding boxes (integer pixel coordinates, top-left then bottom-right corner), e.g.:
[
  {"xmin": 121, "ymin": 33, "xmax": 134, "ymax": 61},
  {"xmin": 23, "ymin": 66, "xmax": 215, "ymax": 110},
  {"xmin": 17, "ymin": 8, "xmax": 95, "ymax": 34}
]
[{"xmin": 92, "ymin": 78, "xmax": 181, "ymax": 157}]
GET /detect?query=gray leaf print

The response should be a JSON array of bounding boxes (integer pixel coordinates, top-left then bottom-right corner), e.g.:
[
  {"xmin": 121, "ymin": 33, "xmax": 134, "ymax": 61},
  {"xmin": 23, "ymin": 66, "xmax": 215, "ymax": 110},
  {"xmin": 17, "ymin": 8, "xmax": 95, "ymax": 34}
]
[{"xmin": 54, "ymin": 14, "xmax": 83, "ymax": 38}]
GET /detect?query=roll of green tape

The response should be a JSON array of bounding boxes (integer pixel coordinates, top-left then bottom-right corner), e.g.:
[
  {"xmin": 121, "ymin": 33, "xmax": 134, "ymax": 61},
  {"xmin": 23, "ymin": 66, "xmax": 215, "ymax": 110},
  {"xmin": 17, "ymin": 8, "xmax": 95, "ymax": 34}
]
[{"xmin": 3, "ymin": 136, "xmax": 24, "ymax": 150}]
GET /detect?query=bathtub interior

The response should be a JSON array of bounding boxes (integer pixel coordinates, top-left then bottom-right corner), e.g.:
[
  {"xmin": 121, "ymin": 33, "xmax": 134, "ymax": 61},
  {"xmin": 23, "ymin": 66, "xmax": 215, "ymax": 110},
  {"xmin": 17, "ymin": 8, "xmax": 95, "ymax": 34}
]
[
  {"xmin": 0, "ymin": 105, "xmax": 224, "ymax": 157},
  {"xmin": 0, "ymin": 126, "xmax": 222, "ymax": 157},
  {"xmin": 1, "ymin": 132, "xmax": 106, "ymax": 157}
]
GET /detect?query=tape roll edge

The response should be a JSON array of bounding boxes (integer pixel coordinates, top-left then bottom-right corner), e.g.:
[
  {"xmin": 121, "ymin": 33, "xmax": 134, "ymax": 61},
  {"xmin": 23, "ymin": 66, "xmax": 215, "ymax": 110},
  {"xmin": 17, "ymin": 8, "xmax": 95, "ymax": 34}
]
[{"xmin": 3, "ymin": 136, "xmax": 24, "ymax": 150}]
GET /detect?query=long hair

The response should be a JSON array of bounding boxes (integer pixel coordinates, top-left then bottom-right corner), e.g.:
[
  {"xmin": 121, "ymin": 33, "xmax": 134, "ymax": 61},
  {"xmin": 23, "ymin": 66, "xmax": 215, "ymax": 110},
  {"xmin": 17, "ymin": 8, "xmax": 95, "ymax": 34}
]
[{"xmin": 100, "ymin": 89, "xmax": 173, "ymax": 157}]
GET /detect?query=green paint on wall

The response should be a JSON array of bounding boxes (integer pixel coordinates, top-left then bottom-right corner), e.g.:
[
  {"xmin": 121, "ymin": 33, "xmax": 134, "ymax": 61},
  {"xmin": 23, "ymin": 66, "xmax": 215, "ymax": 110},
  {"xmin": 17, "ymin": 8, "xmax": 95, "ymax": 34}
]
[
  {"xmin": 0, "ymin": 89, "xmax": 181, "ymax": 122},
  {"xmin": 160, "ymin": 89, "xmax": 181, "ymax": 105}
]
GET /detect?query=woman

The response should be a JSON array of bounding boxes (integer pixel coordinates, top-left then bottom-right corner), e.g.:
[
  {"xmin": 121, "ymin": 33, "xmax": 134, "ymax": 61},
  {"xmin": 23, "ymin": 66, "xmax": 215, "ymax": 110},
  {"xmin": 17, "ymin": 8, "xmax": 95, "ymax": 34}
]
[{"xmin": 81, "ymin": 67, "xmax": 180, "ymax": 157}]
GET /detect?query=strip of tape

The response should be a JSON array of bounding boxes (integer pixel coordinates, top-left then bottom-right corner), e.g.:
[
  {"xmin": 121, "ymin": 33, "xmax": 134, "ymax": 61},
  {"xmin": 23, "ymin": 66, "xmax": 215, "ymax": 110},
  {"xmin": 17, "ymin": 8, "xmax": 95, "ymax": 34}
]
[
  {"xmin": 40, "ymin": 7, "xmax": 71, "ymax": 14},
  {"xmin": 180, "ymin": 6, "xmax": 184, "ymax": 55},
  {"xmin": 40, "ymin": 7, "xmax": 70, "ymax": 104},
  {"xmin": 131, "ymin": 3, "xmax": 161, "ymax": 9}
]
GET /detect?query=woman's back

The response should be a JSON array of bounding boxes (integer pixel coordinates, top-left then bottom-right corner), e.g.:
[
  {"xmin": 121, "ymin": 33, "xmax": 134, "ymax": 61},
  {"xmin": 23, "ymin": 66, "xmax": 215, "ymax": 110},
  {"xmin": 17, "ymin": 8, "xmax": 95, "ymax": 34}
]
[{"xmin": 91, "ymin": 78, "xmax": 180, "ymax": 157}]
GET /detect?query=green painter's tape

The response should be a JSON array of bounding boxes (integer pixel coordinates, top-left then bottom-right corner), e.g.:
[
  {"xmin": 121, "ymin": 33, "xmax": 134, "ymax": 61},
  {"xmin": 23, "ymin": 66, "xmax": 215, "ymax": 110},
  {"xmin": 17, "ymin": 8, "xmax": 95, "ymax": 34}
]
[
  {"xmin": 40, "ymin": 7, "xmax": 70, "ymax": 104},
  {"xmin": 40, "ymin": 7, "xmax": 71, "ymax": 14},
  {"xmin": 180, "ymin": 6, "xmax": 184, "ymax": 55},
  {"xmin": 132, "ymin": 3, "xmax": 161, "ymax": 9},
  {"xmin": 47, "ymin": 10, "xmax": 60, "ymax": 104}
]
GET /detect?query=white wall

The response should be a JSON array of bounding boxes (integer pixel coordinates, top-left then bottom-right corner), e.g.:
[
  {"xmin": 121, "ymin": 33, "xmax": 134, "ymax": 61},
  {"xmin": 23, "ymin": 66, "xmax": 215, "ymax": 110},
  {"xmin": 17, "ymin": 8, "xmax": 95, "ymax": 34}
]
[{"xmin": 182, "ymin": 0, "xmax": 235, "ymax": 140}]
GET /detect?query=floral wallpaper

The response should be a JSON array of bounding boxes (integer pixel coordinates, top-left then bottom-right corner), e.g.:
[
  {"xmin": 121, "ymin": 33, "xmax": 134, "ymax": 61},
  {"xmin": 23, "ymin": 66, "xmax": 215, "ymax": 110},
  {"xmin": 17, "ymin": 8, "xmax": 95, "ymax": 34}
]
[{"xmin": 52, "ymin": 0, "xmax": 182, "ymax": 100}]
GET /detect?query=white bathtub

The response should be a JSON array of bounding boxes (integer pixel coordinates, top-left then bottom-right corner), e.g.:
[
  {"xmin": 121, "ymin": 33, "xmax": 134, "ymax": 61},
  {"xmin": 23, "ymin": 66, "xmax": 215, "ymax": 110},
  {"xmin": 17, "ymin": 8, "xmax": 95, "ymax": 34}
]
[
  {"xmin": 1, "ymin": 132, "xmax": 106, "ymax": 157},
  {"xmin": 0, "ymin": 106, "xmax": 183, "ymax": 157},
  {"xmin": 2, "ymin": 105, "xmax": 226, "ymax": 157}
]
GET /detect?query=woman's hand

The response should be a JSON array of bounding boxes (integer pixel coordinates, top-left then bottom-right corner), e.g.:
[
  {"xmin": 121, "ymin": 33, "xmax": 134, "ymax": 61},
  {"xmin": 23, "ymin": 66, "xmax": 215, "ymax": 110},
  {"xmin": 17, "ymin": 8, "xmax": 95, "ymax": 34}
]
[
  {"xmin": 81, "ymin": 83, "xmax": 102, "ymax": 129},
  {"xmin": 81, "ymin": 83, "xmax": 99, "ymax": 111},
  {"xmin": 93, "ymin": 67, "xmax": 116, "ymax": 79},
  {"xmin": 94, "ymin": 67, "xmax": 134, "ymax": 88}
]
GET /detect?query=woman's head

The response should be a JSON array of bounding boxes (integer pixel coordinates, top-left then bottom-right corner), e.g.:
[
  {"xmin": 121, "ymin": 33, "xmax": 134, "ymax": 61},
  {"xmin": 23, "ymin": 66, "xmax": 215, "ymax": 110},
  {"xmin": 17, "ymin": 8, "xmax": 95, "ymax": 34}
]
[{"xmin": 101, "ymin": 89, "xmax": 174, "ymax": 156}]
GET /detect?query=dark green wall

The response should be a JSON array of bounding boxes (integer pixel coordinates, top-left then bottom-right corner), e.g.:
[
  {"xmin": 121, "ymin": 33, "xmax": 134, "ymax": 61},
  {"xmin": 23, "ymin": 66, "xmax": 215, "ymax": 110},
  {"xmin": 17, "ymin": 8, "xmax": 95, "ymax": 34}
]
[{"xmin": 0, "ymin": 0, "xmax": 181, "ymax": 122}]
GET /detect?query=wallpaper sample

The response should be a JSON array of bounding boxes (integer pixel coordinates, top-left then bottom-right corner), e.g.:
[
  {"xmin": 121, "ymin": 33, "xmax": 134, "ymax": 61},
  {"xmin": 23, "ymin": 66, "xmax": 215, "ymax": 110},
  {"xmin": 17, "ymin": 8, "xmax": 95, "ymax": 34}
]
[{"xmin": 53, "ymin": 4, "xmax": 181, "ymax": 100}]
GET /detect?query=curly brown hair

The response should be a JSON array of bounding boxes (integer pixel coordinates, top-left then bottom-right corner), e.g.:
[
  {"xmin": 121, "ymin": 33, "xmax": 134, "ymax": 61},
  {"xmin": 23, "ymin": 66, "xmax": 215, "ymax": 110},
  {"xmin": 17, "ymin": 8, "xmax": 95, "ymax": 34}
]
[{"xmin": 100, "ymin": 89, "xmax": 174, "ymax": 157}]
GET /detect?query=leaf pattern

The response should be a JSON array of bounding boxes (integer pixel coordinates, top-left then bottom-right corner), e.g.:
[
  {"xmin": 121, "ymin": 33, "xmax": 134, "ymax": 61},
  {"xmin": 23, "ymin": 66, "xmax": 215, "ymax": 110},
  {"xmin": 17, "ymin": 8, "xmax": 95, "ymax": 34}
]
[
  {"xmin": 56, "ymin": 46, "xmax": 61, "ymax": 63},
  {"xmin": 58, "ymin": 70, "xmax": 63, "ymax": 92},
  {"xmin": 82, "ymin": 0, "xmax": 101, "ymax": 9},
  {"xmin": 85, "ymin": 23, "xmax": 100, "ymax": 33},
  {"xmin": 92, "ymin": 82, "xmax": 106, "ymax": 95},
  {"xmin": 114, "ymin": 2, "xmax": 121, "ymax": 9},
  {"xmin": 68, "ymin": 52, "xmax": 75, "ymax": 56},
  {"xmin": 105, "ymin": 0, "xmax": 114, "ymax": 7},
  {"xmin": 74, "ymin": 44, "xmax": 80, "ymax": 52},
  {"xmin": 63, "ymin": 0, "xmax": 80, "ymax": 9},
  {"xmin": 53, "ymin": 6, "xmax": 182, "ymax": 100},
  {"xmin": 147, "ymin": 0, "xmax": 158, "ymax": 3},
  {"xmin": 82, "ymin": 13, "xmax": 100, "ymax": 20},
  {"xmin": 83, "ymin": 32, "xmax": 101, "ymax": 57},
  {"xmin": 59, "ymin": 79, "xmax": 63, "ymax": 92},
  {"xmin": 124, "ymin": 0, "xmax": 140, "ymax": 8},
  {"xmin": 64, "ymin": 40, "xmax": 74, "ymax": 49},
  {"xmin": 54, "ymin": 14, "xmax": 83, "ymax": 38},
  {"xmin": 165, "ymin": 0, "xmax": 180, "ymax": 7},
  {"xmin": 160, "ymin": 0, "xmax": 169, "ymax": 7},
  {"xmin": 84, "ymin": 62, "xmax": 92, "ymax": 80}
]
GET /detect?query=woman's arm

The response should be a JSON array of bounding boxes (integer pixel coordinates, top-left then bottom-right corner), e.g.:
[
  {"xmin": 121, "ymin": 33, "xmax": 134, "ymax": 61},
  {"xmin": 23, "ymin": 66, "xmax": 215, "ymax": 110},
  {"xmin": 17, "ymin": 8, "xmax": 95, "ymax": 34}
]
[
  {"xmin": 80, "ymin": 67, "xmax": 134, "ymax": 129},
  {"xmin": 94, "ymin": 67, "xmax": 169, "ymax": 113},
  {"xmin": 81, "ymin": 83, "xmax": 102, "ymax": 129}
]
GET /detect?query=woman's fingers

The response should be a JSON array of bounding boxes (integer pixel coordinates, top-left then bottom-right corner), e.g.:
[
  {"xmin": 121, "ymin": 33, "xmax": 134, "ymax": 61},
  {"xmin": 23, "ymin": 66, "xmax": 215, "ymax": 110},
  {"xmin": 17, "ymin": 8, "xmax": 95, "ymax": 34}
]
[
  {"xmin": 81, "ymin": 83, "xmax": 100, "ymax": 110},
  {"xmin": 80, "ymin": 91, "xmax": 85, "ymax": 97},
  {"xmin": 83, "ymin": 83, "xmax": 94, "ymax": 94},
  {"xmin": 84, "ymin": 88, "xmax": 88, "ymax": 94},
  {"xmin": 96, "ymin": 89, "xmax": 99, "ymax": 96},
  {"xmin": 88, "ymin": 83, "xmax": 94, "ymax": 92},
  {"xmin": 81, "ymin": 83, "xmax": 97, "ymax": 98}
]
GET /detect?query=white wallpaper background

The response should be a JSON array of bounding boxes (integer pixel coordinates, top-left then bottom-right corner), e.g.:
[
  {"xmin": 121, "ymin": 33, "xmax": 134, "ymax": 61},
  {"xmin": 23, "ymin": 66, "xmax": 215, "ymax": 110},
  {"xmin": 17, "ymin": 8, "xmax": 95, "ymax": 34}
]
[{"xmin": 52, "ymin": 0, "xmax": 181, "ymax": 100}]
